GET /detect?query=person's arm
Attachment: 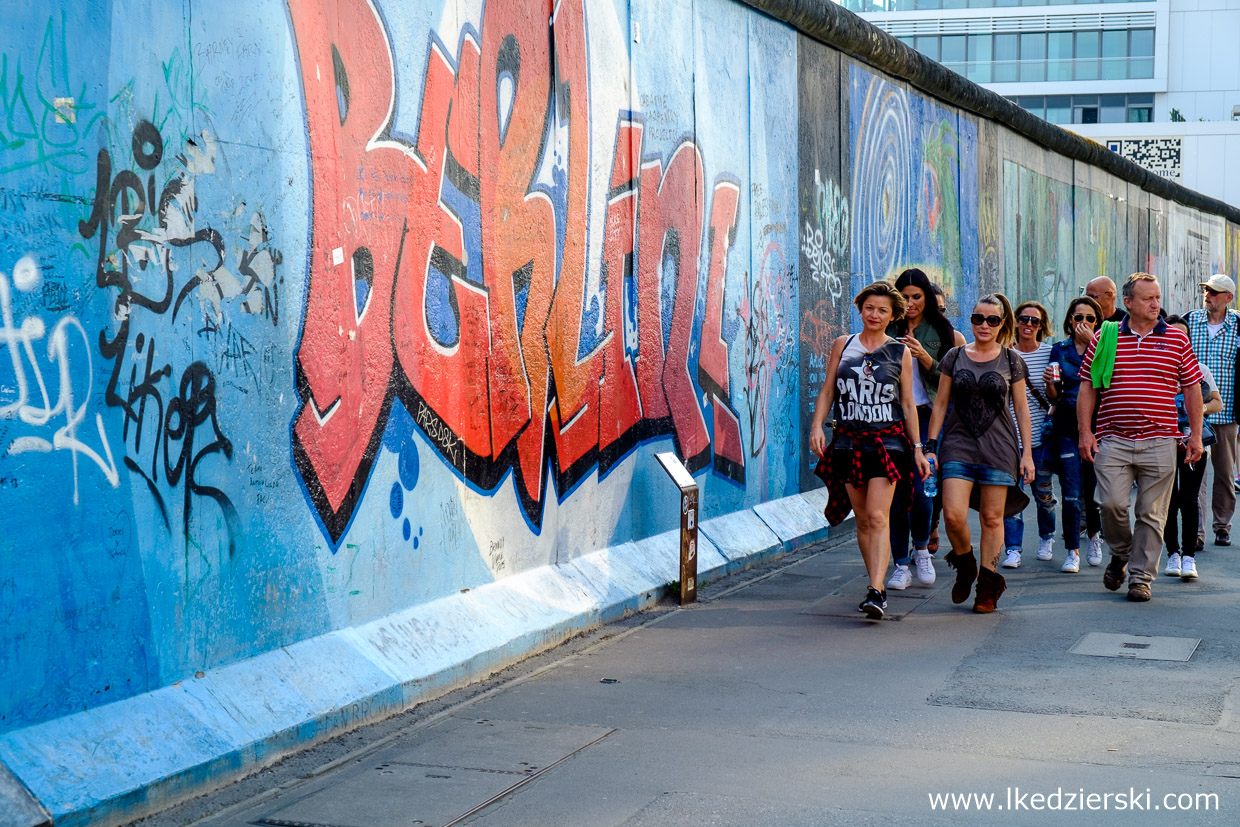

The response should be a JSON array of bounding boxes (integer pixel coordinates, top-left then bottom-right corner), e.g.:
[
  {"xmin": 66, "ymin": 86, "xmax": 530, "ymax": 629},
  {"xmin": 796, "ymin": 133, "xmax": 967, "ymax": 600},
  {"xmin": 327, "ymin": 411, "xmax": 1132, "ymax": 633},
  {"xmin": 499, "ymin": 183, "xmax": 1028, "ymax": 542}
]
[
  {"xmin": 953, "ymin": 330, "xmax": 966, "ymax": 347},
  {"xmin": 1204, "ymin": 385, "xmax": 1223, "ymax": 417},
  {"xmin": 1077, "ymin": 382, "xmax": 1098, "ymax": 462},
  {"xmin": 809, "ymin": 336, "xmax": 848, "ymax": 458},
  {"xmin": 925, "ymin": 357, "xmax": 955, "ymax": 466},
  {"xmin": 899, "ymin": 346, "xmax": 931, "ymax": 480},
  {"xmin": 1183, "ymin": 381, "xmax": 1204, "ymax": 464},
  {"xmin": 1011, "ymin": 376, "xmax": 1036, "ymax": 484}
]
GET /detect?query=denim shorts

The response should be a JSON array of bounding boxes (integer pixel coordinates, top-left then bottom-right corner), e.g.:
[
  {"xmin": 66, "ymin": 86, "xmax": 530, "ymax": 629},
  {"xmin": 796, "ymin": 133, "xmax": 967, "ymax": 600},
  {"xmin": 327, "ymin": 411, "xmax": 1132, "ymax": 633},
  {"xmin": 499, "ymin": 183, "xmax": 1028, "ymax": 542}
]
[{"xmin": 939, "ymin": 460, "xmax": 1017, "ymax": 487}]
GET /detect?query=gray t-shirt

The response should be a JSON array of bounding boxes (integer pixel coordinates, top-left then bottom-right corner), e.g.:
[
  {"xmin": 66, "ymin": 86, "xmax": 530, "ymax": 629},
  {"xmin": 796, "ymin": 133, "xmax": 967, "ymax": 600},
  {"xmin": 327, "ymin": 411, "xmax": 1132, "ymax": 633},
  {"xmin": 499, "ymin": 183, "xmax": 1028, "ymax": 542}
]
[{"xmin": 939, "ymin": 345, "xmax": 1028, "ymax": 476}]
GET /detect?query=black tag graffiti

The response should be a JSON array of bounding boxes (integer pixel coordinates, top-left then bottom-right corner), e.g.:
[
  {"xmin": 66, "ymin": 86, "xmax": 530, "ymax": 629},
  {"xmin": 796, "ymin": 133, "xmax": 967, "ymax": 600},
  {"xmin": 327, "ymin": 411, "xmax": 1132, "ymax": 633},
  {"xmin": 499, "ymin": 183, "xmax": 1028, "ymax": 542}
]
[{"xmin": 78, "ymin": 120, "xmax": 239, "ymax": 554}]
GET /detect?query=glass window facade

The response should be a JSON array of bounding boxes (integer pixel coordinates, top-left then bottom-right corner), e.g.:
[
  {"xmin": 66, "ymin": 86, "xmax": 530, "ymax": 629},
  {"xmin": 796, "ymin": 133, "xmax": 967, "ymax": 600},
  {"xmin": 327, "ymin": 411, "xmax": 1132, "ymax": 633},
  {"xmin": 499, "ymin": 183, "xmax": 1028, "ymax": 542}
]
[
  {"xmin": 1010, "ymin": 93, "xmax": 1155, "ymax": 125},
  {"xmin": 898, "ymin": 28, "xmax": 1154, "ymax": 82}
]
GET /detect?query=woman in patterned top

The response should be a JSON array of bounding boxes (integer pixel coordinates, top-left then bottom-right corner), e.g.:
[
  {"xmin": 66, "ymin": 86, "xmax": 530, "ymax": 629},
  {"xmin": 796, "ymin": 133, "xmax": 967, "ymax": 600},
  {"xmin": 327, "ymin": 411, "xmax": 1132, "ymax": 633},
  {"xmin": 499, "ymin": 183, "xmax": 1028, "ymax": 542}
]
[
  {"xmin": 810, "ymin": 281, "xmax": 930, "ymax": 620},
  {"xmin": 925, "ymin": 294, "xmax": 1036, "ymax": 614}
]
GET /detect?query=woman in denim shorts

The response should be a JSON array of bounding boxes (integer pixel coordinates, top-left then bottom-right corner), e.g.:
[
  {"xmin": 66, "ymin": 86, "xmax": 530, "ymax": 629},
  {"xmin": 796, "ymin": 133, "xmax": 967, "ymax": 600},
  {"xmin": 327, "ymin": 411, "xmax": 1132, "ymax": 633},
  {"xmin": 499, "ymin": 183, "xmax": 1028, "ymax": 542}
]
[{"xmin": 925, "ymin": 294, "xmax": 1036, "ymax": 613}]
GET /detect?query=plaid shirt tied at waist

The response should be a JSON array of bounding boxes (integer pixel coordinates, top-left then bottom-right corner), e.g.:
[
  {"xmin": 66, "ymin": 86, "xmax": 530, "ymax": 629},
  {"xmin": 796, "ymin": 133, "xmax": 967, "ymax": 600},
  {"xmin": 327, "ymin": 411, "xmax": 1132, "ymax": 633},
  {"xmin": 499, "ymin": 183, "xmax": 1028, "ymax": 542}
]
[{"xmin": 814, "ymin": 421, "xmax": 913, "ymax": 526}]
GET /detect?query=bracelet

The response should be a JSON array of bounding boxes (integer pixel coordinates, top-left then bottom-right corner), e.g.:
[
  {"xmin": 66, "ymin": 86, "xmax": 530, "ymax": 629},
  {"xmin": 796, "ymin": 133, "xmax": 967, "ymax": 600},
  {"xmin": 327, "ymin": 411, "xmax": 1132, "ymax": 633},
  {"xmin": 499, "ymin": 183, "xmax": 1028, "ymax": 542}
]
[
  {"xmin": 912, "ymin": 442, "xmax": 924, "ymax": 450},
  {"xmin": 925, "ymin": 438, "xmax": 938, "ymax": 454}
]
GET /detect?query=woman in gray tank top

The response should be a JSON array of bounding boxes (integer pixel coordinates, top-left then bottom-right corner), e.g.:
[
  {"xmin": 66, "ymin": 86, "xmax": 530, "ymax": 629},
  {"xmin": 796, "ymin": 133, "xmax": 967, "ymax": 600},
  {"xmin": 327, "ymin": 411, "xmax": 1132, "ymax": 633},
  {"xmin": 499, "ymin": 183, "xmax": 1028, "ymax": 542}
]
[{"xmin": 810, "ymin": 281, "xmax": 930, "ymax": 620}]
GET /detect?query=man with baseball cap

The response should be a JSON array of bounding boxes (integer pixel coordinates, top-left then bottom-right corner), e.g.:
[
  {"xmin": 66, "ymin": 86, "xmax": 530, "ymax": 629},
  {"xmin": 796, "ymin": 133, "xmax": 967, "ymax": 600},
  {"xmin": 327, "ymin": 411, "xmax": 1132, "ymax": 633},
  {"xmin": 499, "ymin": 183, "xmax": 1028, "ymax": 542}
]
[{"xmin": 1184, "ymin": 273, "xmax": 1240, "ymax": 570}]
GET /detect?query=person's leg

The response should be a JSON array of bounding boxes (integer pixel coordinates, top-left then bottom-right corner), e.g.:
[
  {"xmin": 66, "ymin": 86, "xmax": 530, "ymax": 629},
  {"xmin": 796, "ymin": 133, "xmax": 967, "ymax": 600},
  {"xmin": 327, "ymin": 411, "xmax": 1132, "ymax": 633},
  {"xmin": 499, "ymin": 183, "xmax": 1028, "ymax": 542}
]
[
  {"xmin": 845, "ymin": 482, "xmax": 878, "ymax": 592},
  {"xmin": 1179, "ymin": 448, "xmax": 1209, "ymax": 577},
  {"xmin": 1002, "ymin": 504, "xmax": 1024, "ymax": 558},
  {"xmin": 1128, "ymin": 438, "xmax": 1178, "ymax": 589},
  {"xmin": 1210, "ymin": 422, "xmax": 1237, "ymax": 538},
  {"xmin": 1082, "ymin": 459, "xmax": 1102, "ymax": 538},
  {"xmin": 1163, "ymin": 461, "xmax": 1181, "ymax": 557},
  {"xmin": 973, "ymin": 483, "xmax": 1011, "ymax": 612},
  {"xmin": 977, "ymin": 483, "xmax": 1008, "ymax": 571},
  {"xmin": 862, "ymin": 475, "xmax": 897, "ymax": 590},
  {"xmin": 1057, "ymin": 436, "xmax": 1084, "ymax": 552},
  {"xmin": 888, "ymin": 476, "xmax": 913, "ymax": 568},
  {"xmin": 910, "ymin": 407, "xmax": 934, "ymax": 550},
  {"xmin": 1033, "ymin": 442, "xmax": 1056, "ymax": 539},
  {"xmin": 941, "ymin": 476, "xmax": 974, "ymax": 557},
  {"xmin": 1094, "ymin": 437, "xmax": 1136, "ymax": 562}
]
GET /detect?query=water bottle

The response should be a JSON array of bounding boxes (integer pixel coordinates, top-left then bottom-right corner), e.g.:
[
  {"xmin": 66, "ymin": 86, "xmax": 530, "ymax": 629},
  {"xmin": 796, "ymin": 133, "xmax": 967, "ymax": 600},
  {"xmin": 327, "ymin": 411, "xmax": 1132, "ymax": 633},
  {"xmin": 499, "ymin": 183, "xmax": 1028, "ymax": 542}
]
[{"xmin": 923, "ymin": 455, "xmax": 938, "ymax": 497}]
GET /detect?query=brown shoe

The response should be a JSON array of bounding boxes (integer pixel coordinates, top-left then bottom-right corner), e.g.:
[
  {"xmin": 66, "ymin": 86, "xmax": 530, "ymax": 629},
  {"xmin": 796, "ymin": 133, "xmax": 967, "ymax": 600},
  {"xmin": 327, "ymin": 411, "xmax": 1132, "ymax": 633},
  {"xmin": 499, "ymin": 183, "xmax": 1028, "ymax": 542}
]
[
  {"xmin": 1103, "ymin": 556, "xmax": 1126, "ymax": 591},
  {"xmin": 973, "ymin": 566, "xmax": 1008, "ymax": 613},
  {"xmin": 1127, "ymin": 583, "xmax": 1151, "ymax": 602},
  {"xmin": 944, "ymin": 548, "xmax": 978, "ymax": 604}
]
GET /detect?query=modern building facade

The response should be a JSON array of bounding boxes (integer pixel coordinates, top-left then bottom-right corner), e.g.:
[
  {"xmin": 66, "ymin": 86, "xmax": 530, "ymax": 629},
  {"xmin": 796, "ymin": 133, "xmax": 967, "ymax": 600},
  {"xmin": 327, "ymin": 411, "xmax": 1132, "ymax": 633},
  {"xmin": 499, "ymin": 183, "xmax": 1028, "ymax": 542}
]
[{"xmin": 842, "ymin": 0, "xmax": 1240, "ymax": 207}]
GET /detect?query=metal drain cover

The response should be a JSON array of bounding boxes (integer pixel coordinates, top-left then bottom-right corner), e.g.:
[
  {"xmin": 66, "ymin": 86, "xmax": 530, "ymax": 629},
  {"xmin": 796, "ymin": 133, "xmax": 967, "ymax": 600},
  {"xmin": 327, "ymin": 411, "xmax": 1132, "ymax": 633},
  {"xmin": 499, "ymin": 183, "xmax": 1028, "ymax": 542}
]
[{"xmin": 1069, "ymin": 632, "xmax": 1200, "ymax": 661}]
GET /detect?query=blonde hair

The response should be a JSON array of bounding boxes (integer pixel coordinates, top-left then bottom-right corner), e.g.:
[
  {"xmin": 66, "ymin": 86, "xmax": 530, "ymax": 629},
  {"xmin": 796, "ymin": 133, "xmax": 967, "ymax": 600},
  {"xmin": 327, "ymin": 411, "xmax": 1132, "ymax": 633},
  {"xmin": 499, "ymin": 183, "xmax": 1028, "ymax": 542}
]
[
  {"xmin": 853, "ymin": 280, "xmax": 907, "ymax": 321},
  {"xmin": 976, "ymin": 293, "xmax": 1016, "ymax": 347}
]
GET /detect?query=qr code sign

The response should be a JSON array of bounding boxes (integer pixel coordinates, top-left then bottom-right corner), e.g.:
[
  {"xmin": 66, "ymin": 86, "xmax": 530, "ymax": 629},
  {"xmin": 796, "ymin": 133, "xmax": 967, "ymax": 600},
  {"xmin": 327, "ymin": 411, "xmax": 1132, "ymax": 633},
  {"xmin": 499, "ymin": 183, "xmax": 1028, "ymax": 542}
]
[{"xmin": 1107, "ymin": 138, "xmax": 1182, "ymax": 181}]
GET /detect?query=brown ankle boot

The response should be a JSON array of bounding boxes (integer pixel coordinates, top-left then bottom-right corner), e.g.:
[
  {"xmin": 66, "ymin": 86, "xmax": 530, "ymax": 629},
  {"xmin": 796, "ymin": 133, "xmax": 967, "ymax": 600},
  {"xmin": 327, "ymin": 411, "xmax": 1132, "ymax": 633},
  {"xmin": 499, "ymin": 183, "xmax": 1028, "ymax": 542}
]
[
  {"xmin": 944, "ymin": 548, "xmax": 978, "ymax": 604},
  {"xmin": 972, "ymin": 566, "xmax": 1008, "ymax": 613}
]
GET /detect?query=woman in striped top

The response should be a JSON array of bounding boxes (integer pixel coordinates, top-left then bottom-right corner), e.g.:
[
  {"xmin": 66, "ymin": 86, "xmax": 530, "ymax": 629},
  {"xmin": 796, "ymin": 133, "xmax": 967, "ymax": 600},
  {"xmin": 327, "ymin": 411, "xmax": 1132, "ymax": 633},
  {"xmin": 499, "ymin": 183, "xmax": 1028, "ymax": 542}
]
[{"xmin": 1001, "ymin": 302, "xmax": 1056, "ymax": 570}]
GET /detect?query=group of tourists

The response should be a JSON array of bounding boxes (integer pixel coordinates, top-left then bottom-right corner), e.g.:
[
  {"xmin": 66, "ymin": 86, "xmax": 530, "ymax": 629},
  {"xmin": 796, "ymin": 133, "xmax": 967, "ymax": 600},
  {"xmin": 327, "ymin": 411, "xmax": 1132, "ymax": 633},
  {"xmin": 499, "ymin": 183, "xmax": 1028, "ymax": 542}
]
[{"xmin": 810, "ymin": 269, "xmax": 1240, "ymax": 620}]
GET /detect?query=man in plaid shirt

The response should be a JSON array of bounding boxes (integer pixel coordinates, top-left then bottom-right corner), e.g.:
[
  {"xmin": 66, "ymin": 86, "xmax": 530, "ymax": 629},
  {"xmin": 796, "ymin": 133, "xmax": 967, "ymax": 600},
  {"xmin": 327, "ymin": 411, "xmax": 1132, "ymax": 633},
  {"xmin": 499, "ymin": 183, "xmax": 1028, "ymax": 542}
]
[{"xmin": 1186, "ymin": 274, "xmax": 1240, "ymax": 551}]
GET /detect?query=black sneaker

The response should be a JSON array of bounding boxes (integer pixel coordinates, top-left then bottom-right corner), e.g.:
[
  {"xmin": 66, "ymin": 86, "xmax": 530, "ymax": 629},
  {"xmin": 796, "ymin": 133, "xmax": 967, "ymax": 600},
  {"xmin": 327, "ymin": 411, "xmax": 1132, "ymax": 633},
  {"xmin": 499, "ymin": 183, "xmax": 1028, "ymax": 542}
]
[
  {"xmin": 859, "ymin": 588, "xmax": 887, "ymax": 620},
  {"xmin": 1215, "ymin": 530, "xmax": 1230, "ymax": 547}
]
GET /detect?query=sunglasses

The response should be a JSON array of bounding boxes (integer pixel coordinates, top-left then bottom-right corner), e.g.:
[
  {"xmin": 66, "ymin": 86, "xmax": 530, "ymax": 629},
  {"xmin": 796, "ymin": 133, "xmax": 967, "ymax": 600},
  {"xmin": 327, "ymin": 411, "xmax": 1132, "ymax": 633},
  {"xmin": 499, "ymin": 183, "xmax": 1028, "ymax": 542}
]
[
  {"xmin": 1016, "ymin": 314, "xmax": 1041, "ymax": 325},
  {"xmin": 1204, "ymin": 288, "xmax": 1223, "ymax": 296},
  {"xmin": 862, "ymin": 353, "xmax": 875, "ymax": 377},
  {"xmin": 971, "ymin": 313, "xmax": 1003, "ymax": 327},
  {"xmin": 1072, "ymin": 313, "xmax": 1097, "ymax": 323}
]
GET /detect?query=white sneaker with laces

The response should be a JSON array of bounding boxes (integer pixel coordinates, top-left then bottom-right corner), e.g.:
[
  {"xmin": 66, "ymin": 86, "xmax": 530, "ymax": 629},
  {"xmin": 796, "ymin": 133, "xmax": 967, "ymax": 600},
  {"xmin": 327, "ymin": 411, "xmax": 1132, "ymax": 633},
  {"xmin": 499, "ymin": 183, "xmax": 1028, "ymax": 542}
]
[
  {"xmin": 1037, "ymin": 538, "xmax": 1054, "ymax": 561},
  {"xmin": 1001, "ymin": 548, "xmax": 1022, "ymax": 569},
  {"xmin": 1087, "ymin": 534, "xmax": 1103, "ymax": 566},
  {"xmin": 1061, "ymin": 550, "xmax": 1080, "ymax": 573},
  {"xmin": 913, "ymin": 548, "xmax": 936, "ymax": 586},
  {"xmin": 887, "ymin": 564, "xmax": 913, "ymax": 591},
  {"xmin": 1164, "ymin": 552, "xmax": 1182, "ymax": 577},
  {"xmin": 1180, "ymin": 556, "xmax": 1198, "ymax": 580}
]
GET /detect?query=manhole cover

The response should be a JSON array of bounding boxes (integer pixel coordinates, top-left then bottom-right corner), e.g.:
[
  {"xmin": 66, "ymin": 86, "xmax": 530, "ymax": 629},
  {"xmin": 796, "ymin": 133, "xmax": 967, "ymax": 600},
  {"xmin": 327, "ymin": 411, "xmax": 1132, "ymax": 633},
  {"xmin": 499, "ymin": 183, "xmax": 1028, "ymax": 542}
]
[{"xmin": 1069, "ymin": 632, "xmax": 1200, "ymax": 661}]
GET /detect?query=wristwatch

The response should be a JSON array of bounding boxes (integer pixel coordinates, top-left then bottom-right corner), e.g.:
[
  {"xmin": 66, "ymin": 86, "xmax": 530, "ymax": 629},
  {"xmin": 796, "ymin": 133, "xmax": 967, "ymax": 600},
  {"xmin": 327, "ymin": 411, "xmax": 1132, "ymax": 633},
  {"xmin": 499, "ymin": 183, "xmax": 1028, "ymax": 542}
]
[{"xmin": 913, "ymin": 442, "xmax": 924, "ymax": 450}]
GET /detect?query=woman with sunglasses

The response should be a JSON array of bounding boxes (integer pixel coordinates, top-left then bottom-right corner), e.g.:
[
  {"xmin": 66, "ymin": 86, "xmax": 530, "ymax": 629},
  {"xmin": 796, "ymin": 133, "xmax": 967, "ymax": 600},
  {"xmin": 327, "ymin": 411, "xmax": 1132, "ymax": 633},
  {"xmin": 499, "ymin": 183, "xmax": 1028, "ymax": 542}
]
[
  {"xmin": 925, "ymin": 294, "xmax": 1036, "ymax": 613},
  {"xmin": 1041, "ymin": 297, "xmax": 1105, "ymax": 570},
  {"xmin": 1001, "ymin": 302, "xmax": 1056, "ymax": 569},
  {"xmin": 885, "ymin": 269, "xmax": 965, "ymax": 591},
  {"xmin": 810, "ymin": 281, "xmax": 931, "ymax": 620}
]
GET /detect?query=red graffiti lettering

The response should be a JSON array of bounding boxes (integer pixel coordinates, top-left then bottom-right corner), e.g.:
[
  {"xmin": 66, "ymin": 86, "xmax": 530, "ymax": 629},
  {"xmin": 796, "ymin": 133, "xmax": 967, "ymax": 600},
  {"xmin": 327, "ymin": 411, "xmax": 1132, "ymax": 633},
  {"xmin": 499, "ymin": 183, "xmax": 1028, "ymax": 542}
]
[{"xmin": 288, "ymin": 0, "xmax": 745, "ymax": 542}]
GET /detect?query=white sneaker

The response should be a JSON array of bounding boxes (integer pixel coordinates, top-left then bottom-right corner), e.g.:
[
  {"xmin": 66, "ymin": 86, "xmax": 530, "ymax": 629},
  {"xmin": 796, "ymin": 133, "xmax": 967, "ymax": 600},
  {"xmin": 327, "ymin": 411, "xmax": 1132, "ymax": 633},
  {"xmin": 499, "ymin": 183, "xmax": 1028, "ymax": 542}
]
[
  {"xmin": 1164, "ymin": 552, "xmax": 1182, "ymax": 577},
  {"xmin": 1086, "ymin": 534, "xmax": 1103, "ymax": 567},
  {"xmin": 912, "ymin": 548, "xmax": 936, "ymax": 586},
  {"xmin": 1180, "ymin": 556, "xmax": 1198, "ymax": 580},
  {"xmin": 887, "ymin": 564, "xmax": 913, "ymax": 591},
  {"xmin": 1001, "ymin": 548, "xmax": 1022, "ymax": 569},
  {"xmin": 1061, "ymin": 550, "xmax": 1080, "ymax": 573},
  {"xmin": 1037, "ymin": 538, "xmax": 1054, "ymax": 561}
]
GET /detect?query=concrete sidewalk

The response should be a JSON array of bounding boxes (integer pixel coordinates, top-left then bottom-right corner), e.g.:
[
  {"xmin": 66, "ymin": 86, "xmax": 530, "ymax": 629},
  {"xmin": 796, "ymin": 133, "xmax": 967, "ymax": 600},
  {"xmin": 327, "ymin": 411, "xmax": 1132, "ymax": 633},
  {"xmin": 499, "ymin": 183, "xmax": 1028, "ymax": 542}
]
[{"xmin": 144, "ymin": 524, "xmax": 1240, "ymax": 826}]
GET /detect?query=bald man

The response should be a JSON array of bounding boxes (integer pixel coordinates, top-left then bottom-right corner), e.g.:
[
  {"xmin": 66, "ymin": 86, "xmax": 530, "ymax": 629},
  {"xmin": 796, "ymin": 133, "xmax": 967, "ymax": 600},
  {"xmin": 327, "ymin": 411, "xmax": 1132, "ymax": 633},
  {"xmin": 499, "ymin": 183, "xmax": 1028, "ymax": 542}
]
[{"xmin": 1085, "ymin": 277, "xmax": 1127, "ymax": 324}]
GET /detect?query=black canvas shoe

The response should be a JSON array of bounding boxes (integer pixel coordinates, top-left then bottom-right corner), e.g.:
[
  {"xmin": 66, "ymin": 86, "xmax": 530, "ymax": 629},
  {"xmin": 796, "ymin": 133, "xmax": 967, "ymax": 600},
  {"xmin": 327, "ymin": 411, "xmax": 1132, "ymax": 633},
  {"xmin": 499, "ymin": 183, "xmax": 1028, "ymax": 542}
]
[
  {"xmin": 859, "ymin": 587, "xmax": 887, "ymax": 620},
  {"xmin": 1103, "ymin": 556, "xmax": 1126, "ymax": 591},
  {"xmin": 1215, "ymin": 530, "xmax": 1230, "ymax": 547}
]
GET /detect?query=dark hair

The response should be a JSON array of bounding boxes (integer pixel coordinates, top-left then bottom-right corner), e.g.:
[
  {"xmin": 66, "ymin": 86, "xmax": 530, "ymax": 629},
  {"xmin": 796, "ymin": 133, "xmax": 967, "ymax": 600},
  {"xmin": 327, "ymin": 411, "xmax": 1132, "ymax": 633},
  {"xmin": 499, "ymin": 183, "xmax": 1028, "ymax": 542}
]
[
  {"xmin": 1062, "ymin": 297, "xmax": 1103, "ymax": 337},
  {"xmin": 1014, "ymin": 301, "xmax": 1052, "ymax": 342},
  {"xmin": 1164, "ymin": 314, "xmax": 1187, "ymax": 329},
  {"xmin": 890, "ymin": 268, "xmax": 956, "ymax": 359},
  {"xmin": 854, "ymin": 280, "xmax": 906, "ymax": 321}
]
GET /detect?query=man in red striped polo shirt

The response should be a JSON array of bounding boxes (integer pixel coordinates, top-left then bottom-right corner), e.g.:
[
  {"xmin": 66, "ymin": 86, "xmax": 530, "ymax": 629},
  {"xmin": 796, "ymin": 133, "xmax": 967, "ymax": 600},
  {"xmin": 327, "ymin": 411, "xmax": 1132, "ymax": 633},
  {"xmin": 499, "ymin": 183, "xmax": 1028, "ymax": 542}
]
[{"xmin": 1077, "ymin": 273, "xmax": 1204, "ymax": 602}]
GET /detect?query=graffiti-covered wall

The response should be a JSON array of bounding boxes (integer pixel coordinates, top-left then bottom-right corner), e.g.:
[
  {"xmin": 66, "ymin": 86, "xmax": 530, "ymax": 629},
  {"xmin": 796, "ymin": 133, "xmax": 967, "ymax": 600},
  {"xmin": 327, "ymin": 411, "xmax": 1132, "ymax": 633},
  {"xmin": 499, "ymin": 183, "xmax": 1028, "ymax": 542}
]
[
  {"xmin": 3, "ymin": 0, "xmax": 1240, "ymax": 818},
  {"xmin": 0, "ymin": 0, "xmax": 803, "ymax": 736}
]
